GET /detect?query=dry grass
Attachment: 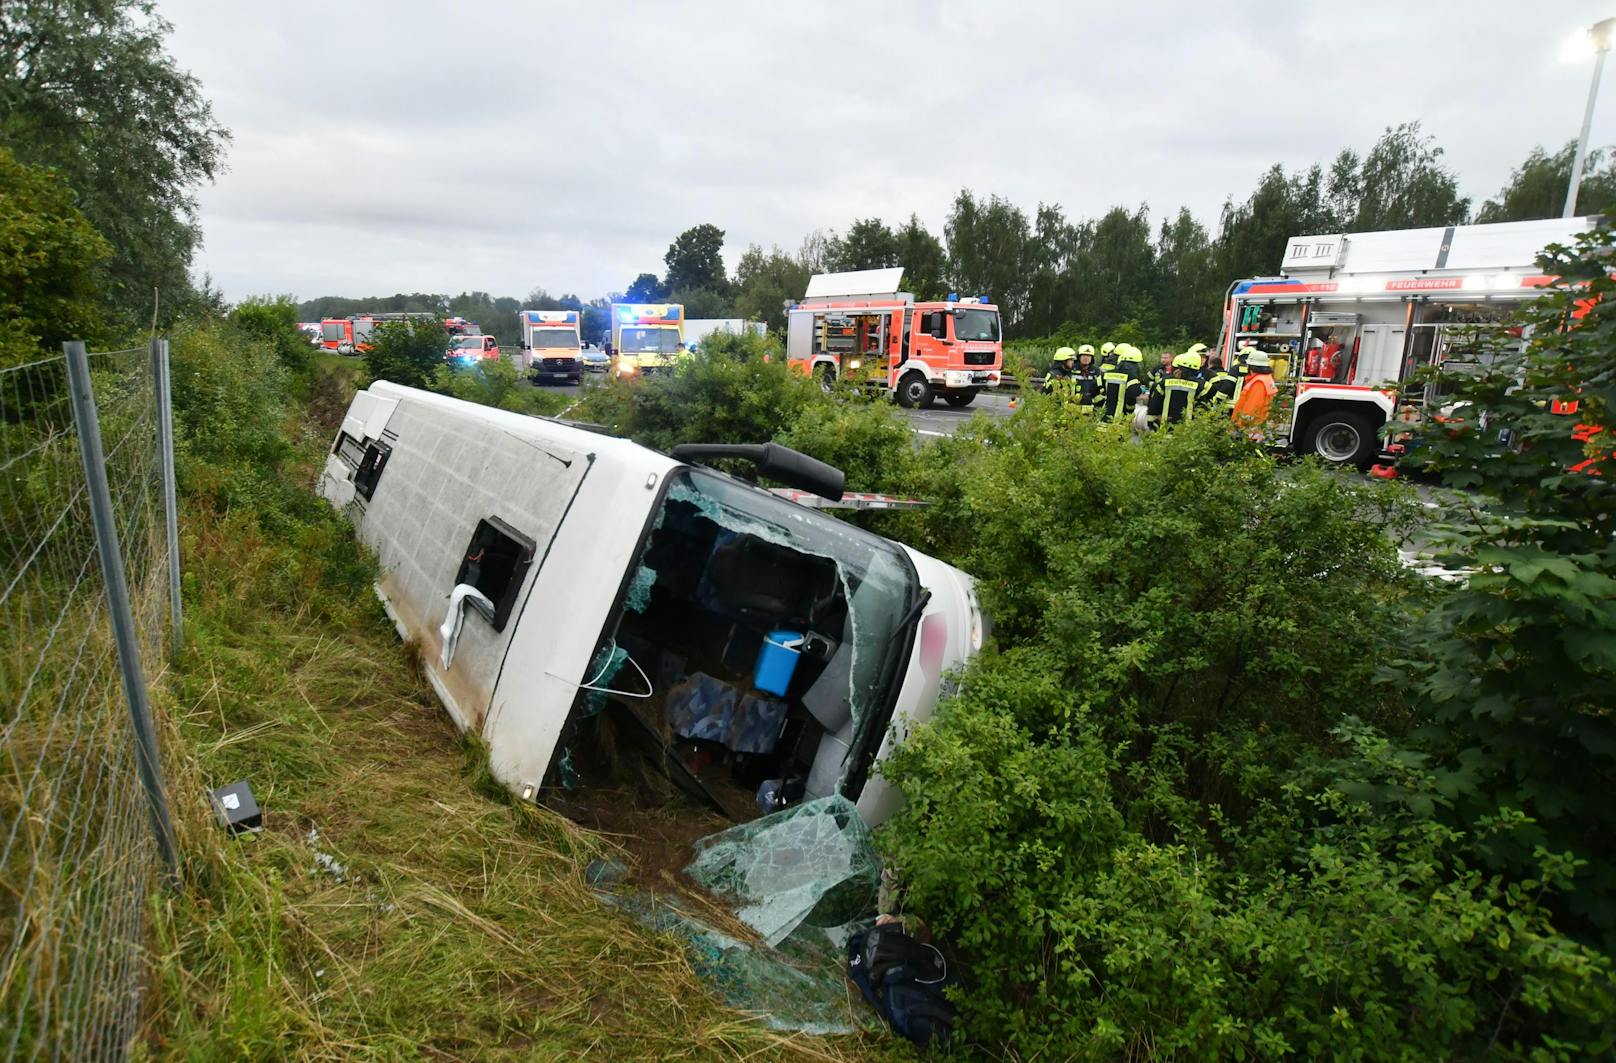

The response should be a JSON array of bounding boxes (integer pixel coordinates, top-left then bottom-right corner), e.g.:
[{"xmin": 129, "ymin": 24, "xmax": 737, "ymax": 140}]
[{"xmin": 141, "ymin": 360, "xmax": 901, "ymax": 1061}]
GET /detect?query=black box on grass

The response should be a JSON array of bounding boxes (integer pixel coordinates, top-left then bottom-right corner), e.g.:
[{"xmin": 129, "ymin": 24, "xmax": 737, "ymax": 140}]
[{"xmin": 210, "ymin": 779, "xmax": 262, "ymax": 835}]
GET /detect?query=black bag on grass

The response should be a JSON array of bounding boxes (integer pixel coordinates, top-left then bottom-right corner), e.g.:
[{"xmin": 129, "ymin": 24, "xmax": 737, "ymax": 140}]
[{"xmin": 846, "ymin": 924, "xmax": 957, "ymax": 1046}]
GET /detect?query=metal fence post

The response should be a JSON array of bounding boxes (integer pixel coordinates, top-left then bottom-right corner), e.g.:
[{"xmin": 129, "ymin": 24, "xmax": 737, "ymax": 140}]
[
  {"xmin": 63, "ymin": 341, "xmax": 179, "ymax": 876},
  {"xmin": 153, "ymin": 337, "xmax": 183, "ymax": 652}
]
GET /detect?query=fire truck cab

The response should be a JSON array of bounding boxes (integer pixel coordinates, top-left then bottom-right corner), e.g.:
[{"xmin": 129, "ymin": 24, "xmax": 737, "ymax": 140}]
[
  {"xmin": 786, "ymin": 268, "xmax": 1003, "ymax": 409},
  {"xmin": 1218, "ymin": 216, "xmax": 1596, "ymax": 466},
  {"xmin": 320, "ymin": 318, "xmax": 354, "ymax": 354}
]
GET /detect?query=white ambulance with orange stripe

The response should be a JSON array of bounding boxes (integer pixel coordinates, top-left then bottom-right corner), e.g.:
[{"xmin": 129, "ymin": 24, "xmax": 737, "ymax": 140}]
[{"xmin": 1215, "ymin": 216, "xmax": 1598, "ymax": 466}]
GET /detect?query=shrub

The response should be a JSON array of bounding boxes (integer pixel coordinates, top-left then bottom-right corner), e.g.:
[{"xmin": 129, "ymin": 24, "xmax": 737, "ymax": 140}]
[
  {"xmin": 227, "ymin": 295, "xmax": 311, "ymax": 375},
  {"xmin": 570, "ymin": 338, "xmax": 820, "ymax": 453},
  {"xmin": 363, "ymin": 317, "xmax": 446, "ymax": 389},
  {"xmin": 0, "ymin": 146, "xmax": 110, "ymax": 365},
  {"xmin": 1386, "ymin": 216, "xmax": 1616, "ymax": 951},
  {"xmin": 430, "ymin": 357, "xmax": 569, "ymax": 417}
]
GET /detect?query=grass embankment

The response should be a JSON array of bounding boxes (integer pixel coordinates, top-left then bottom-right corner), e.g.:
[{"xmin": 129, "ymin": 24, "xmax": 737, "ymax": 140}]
[{"xmin": 147, "ymin": 343, "xmax": 883, "ymax": 1060}]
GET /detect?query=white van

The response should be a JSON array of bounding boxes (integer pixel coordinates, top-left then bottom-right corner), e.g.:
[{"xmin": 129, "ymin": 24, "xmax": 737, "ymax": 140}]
[{"xmin": 319, "ymin": 382, "xmax": 984, "ymax": 826}]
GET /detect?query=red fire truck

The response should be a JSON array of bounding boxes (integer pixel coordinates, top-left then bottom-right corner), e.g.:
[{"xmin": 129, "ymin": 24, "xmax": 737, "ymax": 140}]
[
  {"xmin": 1216, "ymin": 216, "xmax": 1595, "ymax": 466},
  {"xmin": 786, "ymin": 268, "xmax": 1002, "ymax": 408}
]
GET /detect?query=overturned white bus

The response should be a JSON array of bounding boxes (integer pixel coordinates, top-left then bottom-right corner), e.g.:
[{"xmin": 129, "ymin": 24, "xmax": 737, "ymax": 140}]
[{"xmin": 319, "ymin": 382, "xmax": 985, "ymax": 826}]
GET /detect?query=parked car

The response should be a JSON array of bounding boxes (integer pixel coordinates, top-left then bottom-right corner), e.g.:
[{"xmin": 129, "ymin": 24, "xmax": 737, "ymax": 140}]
[
  {"xmin": 581, "ymin": 347, "xmax": 610, "ymax": 372},
  {"xmin": 447, "ymin": 334, "xmax": 501, "ymax": 361}
]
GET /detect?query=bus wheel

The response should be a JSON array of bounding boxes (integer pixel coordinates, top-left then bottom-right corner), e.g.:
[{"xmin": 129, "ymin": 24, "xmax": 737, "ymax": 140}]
[
  {"xmin": 897, "ymin": 372, "xmax": 934, "ymax": 409},
  {"xmin": 1303, "ymin": 412, "xmax": 1376, "ymax": 467},
  {"xmin": 943, "ymin": 388, "xmax": 978, "ymax": 408},
  {"xmin": 817, "ymin": 365, "xmax": 836, "ymax": 393}
]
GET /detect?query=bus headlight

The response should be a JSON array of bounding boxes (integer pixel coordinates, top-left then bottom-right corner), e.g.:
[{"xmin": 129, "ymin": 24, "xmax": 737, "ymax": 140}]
[{"xmin": 848, "ymin": 358, "xmax": 862, "ymax": 370}]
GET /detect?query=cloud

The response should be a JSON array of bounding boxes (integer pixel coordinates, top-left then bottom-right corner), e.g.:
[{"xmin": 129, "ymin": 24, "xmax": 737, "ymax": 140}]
[{"xmin": 158, "ymin": 0, "xmax": 1615, "ymax": 304}]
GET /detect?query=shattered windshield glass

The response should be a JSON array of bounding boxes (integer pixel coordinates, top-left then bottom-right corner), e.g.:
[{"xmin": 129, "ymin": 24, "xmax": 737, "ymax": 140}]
[{"xmin": 642, "ymin": 470, "xmax": 917, "ymax": 790}]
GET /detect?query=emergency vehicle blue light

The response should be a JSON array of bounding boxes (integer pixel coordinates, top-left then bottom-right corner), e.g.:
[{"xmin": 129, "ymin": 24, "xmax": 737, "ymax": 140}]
[
  {"xmin": 619, "ymin": 309, "xmax": 632, "ymax": 320},
  {"xmin": 946, "ymin": 292, "xmax": 958, "ymax": 302}
]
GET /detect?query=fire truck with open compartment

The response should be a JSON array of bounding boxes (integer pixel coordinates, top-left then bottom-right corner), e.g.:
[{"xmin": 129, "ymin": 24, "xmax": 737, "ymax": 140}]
[
  {"xmin": 785, "ymin": 268, "xmax": 1003, "ymax": 409},
  {"xmin": 1216, "ymin": 216, "xmax": 1596, "ymax": 466}
]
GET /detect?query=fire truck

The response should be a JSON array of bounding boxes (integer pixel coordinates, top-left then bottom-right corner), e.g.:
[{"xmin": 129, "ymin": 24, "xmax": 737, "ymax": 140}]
[
  {"xmin": 610, "ymin": 303, "xmax": 684, "ymax": 377},
  {"xmin": 1216, "ymin": 216, "xmax": 1596, "ymax": 466},
  {"xmin": 320, "ymin": 313, "xmax": 437, "ymax": 355},
  {"xmin": 785, "ymin": 268, "xmax": 1002, "ymax": 408},
  {"xmin": 520, "ymin": 309, "xmax": 583, "ymax": 384}
]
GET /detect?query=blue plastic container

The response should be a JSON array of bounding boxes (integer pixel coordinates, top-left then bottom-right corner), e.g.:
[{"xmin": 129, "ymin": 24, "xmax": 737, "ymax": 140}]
[{"xmin": 754, "ymin": 630, "xmax": 804, "ymax": 696}]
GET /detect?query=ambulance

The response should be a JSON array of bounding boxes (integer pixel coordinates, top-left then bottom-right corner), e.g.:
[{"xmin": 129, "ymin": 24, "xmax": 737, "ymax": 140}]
[
  {"xmin": 520, "ymin": 309, "xmax": 583, "ymax": 384},
  {"xmin": 785, "ymin": 268, "xmax": 1002, "ymax": 409},
  {"xmin": 610, "ymin": 303, "xmax": 685, "ymax": 378},
  {"xmin": 1216, "ymin": 216, "xmax": 1597, "ymax": 466}
]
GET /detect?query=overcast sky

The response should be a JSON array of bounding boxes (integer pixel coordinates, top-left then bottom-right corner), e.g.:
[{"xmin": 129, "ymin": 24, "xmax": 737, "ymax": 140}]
[{"xmin": 158, "ymin": 1, "xmax": 1616, "ymax": 305}]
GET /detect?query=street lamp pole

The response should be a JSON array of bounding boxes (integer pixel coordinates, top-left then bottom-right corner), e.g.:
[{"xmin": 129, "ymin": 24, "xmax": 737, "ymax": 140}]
[{"xmin": 1565, "ymin": 17, "xmax": 1616, "ymax": 218}]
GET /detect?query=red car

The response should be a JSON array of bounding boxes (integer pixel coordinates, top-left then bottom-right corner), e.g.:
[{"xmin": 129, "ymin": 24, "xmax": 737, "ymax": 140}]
[{"xmin": 447, "ymin": 334, "xmax": 501, "ymax": 361}]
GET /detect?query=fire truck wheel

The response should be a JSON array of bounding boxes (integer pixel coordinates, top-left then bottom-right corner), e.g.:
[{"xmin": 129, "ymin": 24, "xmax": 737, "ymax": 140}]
[
  {"xmin": 897, "ymin": 373, "xmax": 934, "ymax": 409},
  {"xmin": 943, "ymin": 388, "xmax": 978, "ymax": 408},
  {"xmin": 1302, "ymin": 411, "xmax": 1377, "ymax": 467},
  {"xmin": 817, "ymin": 365, "xmax": 836, "ymax": 393}
]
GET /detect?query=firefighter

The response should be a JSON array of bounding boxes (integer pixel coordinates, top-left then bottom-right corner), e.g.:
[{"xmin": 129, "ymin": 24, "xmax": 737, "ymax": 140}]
[
  {"xmin": 1099, "ymin": 341, "xmax": 1116, "ymax": 370},
  {"xmin": 1042, "ymin": 346, "xmax": 1076, "ymax": 393},
  {"xmin": 1198, "ymin": 351, "xmax": 1239, "ymax": 412},
  {"xmin": 1232, "ymin": 350, "xmax": 1278, "ymax": 439},
  {"xmin": 1073, "ymin": 345, "xmax": 1101, "ymax": 411},
  {"xmin": 1148, "ymin": 351, "xmax": 1203, "ymax": 427},
  {"xmin": 1099, "ymin": 345, "xmax": 1144, "ymax": 420},
  {"xmin": 1149, "ymin": 349, "xmax": 1174, "ymax": 390}
]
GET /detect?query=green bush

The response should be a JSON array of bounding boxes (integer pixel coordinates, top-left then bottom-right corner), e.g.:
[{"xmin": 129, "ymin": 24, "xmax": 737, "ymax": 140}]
[
  {"xmin": 227, "ymin": 295, "xmax": 312, "ymax": 375},
  {"xmin": 1386, "ymin": 217, "xmax": 1616, "ymax": 952},
  {"xmin": 873, "ymin": 393, "xmax": 1616, "ymax": 1056},
  {"xmin": 363, "ymin": 317, "xmax": 446, "ymax": 389},
  {"xmin": 0, "ymin": 146, "xmax": 110, "ymax": 365},
  {"xmin": 430, "ymin": 357, "xmax": 569, "ymax": 417},
  {"xmin": 570, "ymin": 337, "xmax": 820, "ymax": 452}
]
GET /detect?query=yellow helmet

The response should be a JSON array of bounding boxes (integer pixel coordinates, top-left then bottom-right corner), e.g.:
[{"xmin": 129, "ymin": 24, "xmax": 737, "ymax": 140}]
[
  {"xmin": 1053, "ymin": 346, "xmax": 1076, "ymax": 362},
  {"xmin": 1187, "ymin": 342, "xmax": 1208, "ymax": 356},
  {"xmin": 1100, "ymin": 342, "xmax": 1116, "ymax": 356},
  {"xmin": 1116, "ymin": 344, "xmax": 1143, "ymax": 364},
  {"xmin": 1173, "ymin": 352, "xmax": 1204, "ymax": 371},
  {"xmin": 1077, "ymin": 344, "xmax": 1095, "ymax": 356}
]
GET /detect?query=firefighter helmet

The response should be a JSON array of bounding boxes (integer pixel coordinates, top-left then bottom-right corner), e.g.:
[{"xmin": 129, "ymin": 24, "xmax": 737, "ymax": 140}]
[
  {"xmin": 1052, "ymin": 346, "xmax": 1076, "ymax": 362},
  {"xmin": 1116, "ymin": 344, "xmax": 1143, "ymax": 364},
  {"xmin": 1077, "ymin": 344, "xmax": 1095, "ymax": 356},
  {"xmin": 1173, "ymin": 352, "xmax": 1203, "ymax": 371},
  {"xmin": 1100, "ymin": 341, "xmax": 1116, "ymax": 356}
]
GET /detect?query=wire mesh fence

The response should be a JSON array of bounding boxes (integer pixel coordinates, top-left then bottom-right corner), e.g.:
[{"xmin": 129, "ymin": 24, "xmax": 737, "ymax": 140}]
[{"xmin": 1, "ymin": 341, "xmax": 179, "ymax": 1059}]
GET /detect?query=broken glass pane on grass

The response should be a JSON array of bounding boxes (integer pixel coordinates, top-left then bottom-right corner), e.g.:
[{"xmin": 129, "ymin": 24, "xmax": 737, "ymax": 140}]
[
  {"xmin": 685, "ymin": 795, "xmax": 880, "ymax": 947},
  {"xmin": 591, "ymin": 796, "xmax": 885, "ymax": 1034}
]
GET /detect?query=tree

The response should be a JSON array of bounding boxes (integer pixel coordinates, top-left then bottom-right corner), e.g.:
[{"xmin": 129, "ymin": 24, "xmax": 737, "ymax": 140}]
[
  {"xmin": 834, "ymin": 217, "xmax": 901, "ymax": 271},
  {"xmin": 0, "ymin": 147, "xmax": 110, "ymax": 365},
  {"xmin": 1153, "ymin": 208, "xmax": 1217, "ymax": 341},
  {"xmin": 1352, "ymin": 122, "xmax": 1469, "ymax": 231},
  {"xmin": 946, "ymin": 190, "xmax": 1032, "ymax": 333},
  {"xmin": 663, "ymin": 223, "xmax": 728, "ymax": 293},
  {"xmin": 0, "ymin": 0, "xmax": 229, "ymax": 323},
  {"xmin": 1478, "ymin": 141, "xmax": 1616, "ymax": 222},
  {"xmin": 733, "ymin": 244, "xmax": 809, "ymax": 332},
  {"xmin": 894, "ymin": 215, "xmax": 948, "ymax": 300},
  {"xmin": 624, "ymin": 272, "xmax": 664, "ymax": 303},
  {"xmin": 1073, "ymin": 205, "xmax": 1156, "ymax": 333},
  {"xmin": 665, "ymin": 285, "xmax": 735, "ymax": 319}
]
